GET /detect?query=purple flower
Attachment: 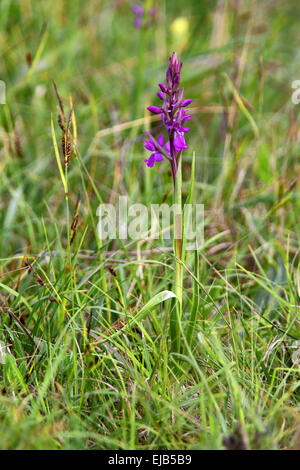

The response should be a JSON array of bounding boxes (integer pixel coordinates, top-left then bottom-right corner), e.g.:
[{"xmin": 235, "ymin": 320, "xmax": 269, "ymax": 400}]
[
  {"xmin": 147, "ymin": 105, "xmax": 161, "ymax": 114},
  {"xmin": 144, "ymin": 52, "xmax": 192, "ymax": 181},
  {"xmin": 159, "ymin": 83, "xmax": 167, "ymax": 93},
  {"xmin": 131, "ymin": 4, "xmax": 144, "ymax": 28},
  {"xmin": 144, "ymin": 152, "xmax": 164, "ymax": 168},
  {"xmin": 157, "ymin": 133, "xmax": 165, "ymax": 147},
  {"xmin": 180, "ymin": 99, "xmax": 193, "ymax": 107},
  {"xmin": 144, "ymin": 138, "xmax": 156, "ymax": 152},
  {"xmin": 131, "ymin": 4, "xmax": 143, "ymax": 15},
  {"xmin": 131, "ymin": 4, "xmax": 156, "ymax": 29},
  {"xmin": 165, "ymin": 133, "xmax": 188, "ymax": 155},
  {"xmin": 144, "ymin": 133, "xmax": 169, "ymax": 168}
]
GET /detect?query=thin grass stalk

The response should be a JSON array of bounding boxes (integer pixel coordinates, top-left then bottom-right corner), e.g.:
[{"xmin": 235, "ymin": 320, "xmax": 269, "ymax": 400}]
[{"xmin": 185, "ymin": 250, "xmax": 199, "ymax": 349}]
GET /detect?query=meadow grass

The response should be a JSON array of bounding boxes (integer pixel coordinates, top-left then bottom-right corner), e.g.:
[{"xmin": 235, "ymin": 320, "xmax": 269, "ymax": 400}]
[{"xmin": 0, "ymin": 0, "xmax": 299, "ymax": 450}]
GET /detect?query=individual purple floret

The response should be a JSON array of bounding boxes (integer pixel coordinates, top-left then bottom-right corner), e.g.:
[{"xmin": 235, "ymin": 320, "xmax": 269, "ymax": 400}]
[
  {"xmin": 144, "ymin": 52, "xmax": 192, "ymax": 182},
  {"xmin": 143, "ymin": 133, "xmax": 167, "ymax": 167}
]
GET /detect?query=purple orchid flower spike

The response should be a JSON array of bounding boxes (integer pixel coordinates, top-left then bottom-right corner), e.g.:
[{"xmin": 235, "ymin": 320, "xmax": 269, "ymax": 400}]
[
  {"xmin": 144, "ymin": 52, "xmax": 192, "ymax": 184},
  {"xmin": 131, "ymin": 4, "xmax": 156, "ymax": 29},
  {"xmin": 131, "ymin": 4, "xmax": 144, "ymax": 28}
]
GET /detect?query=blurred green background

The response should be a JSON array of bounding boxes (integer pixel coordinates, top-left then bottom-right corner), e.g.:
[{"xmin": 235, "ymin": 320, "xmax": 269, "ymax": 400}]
[{"xmin": 0, "ymin": 0, "xmax": 299, "ymax": 256}]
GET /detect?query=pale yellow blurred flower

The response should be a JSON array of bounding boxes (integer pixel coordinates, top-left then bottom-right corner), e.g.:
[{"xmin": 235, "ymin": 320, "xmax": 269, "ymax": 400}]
[{"xmin": 170, "ymin": 17, "xmax": 189, "ymax": 52}]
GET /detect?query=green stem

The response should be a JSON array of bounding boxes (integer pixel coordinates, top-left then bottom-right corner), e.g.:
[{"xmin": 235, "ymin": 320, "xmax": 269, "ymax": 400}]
[{"xmin": 171, "ymin": 157, "xmax": 183, "ymax": 353}]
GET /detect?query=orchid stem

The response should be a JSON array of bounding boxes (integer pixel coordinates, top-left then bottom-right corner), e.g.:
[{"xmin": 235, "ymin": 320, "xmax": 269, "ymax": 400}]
[{"xmin": 171, "ymin": 155, "xmax": 183, "ymax": 353}]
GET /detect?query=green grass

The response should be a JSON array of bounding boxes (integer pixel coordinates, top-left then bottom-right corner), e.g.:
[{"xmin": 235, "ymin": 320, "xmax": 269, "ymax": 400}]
[{"xmin": 0, "ymin": 0, "xmax": 299, "ymax": 450}]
